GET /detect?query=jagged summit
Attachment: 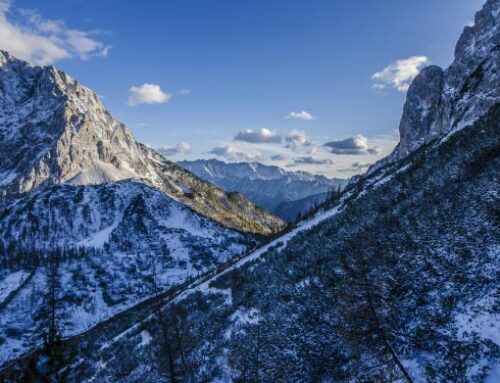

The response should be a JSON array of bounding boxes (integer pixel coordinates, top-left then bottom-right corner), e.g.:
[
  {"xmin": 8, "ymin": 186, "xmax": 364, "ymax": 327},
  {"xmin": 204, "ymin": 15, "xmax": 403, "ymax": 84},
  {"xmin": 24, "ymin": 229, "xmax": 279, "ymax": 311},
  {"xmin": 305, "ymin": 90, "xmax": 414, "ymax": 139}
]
[
  {"xmin": 0, "ymin": 53, "xmax": 285, "ymax": 235},
  {"xmin": 385, "ymin": 0, "xmax": 500, "ymax": 162},
  {"xmin": 178, "ymin": 158, "xmax": 341, "ymax": 183},
  {"xmin": 0, "ymin": 50, "xmax": 14, "ymax": 65}
]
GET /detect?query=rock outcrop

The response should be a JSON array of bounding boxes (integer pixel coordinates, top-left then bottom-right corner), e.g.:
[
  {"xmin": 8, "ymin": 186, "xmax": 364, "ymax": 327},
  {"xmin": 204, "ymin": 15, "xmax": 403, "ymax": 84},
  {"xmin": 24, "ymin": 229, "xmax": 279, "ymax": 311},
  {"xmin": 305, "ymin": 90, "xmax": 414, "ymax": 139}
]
[{"xmin": 396, "ymin": 0, "xmax": 499, "ymax": 158}]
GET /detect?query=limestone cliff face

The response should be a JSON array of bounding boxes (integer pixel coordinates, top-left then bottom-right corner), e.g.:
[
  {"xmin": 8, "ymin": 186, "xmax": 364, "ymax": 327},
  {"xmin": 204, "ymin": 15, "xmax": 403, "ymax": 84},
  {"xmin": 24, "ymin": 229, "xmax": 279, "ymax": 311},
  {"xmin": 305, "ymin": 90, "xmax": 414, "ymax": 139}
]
[
  {"xmin": 0, "ymin": 51, "xmax": 285, "ymax": 235},
  {"xmin": 397, "ymin": 0, "xmax": 499, "ymax": 159},
  {"xmin": 398, "ymin": 65, "xmax": 444, "ymax": 156}
]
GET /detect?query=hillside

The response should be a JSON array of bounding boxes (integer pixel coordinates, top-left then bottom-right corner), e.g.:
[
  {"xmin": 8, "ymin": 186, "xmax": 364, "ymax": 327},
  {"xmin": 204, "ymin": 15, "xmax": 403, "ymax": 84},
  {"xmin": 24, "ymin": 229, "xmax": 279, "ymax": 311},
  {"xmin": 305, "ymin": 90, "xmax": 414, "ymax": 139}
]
[
  {"xmin": 0, "ymin": 0, "xmax": 498, "ymax": 382},
  {"xmin": 0, "ymin": 180, "xmax": 258, "ymax": 366}
]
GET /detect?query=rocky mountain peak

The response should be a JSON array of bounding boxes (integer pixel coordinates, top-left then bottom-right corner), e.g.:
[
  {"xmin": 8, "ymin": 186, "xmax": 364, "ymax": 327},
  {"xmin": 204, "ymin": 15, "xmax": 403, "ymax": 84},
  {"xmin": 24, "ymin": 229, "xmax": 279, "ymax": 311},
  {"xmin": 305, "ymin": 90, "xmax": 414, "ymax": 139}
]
[
  {"xmin": 453, "ymin": 0, "xmax": 499, "ymax": 69},
  {"xmin": 397, "ymin": 0, "xmax": 499, "ymax": 159},
  {"xmin": 0, "ymin": 50, "xmax": 12, "ymax": 66},
  {"xmin": 0, "ymin": 53, "xmax": 285, "ymax": 235}
]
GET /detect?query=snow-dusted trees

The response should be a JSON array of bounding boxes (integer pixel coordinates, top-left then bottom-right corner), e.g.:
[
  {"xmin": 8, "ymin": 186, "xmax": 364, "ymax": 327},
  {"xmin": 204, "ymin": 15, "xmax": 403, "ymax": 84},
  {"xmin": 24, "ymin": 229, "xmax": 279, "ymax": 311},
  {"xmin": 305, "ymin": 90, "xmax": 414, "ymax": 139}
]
[{"xmin": 333, "ymin": 229, "xmax": 413, "ymax": 382}]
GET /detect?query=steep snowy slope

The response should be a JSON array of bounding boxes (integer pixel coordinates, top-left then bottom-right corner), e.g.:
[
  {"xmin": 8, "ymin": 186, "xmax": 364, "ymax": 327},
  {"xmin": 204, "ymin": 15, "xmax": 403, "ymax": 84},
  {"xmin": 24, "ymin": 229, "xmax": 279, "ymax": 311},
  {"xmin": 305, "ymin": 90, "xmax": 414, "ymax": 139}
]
[
  {"xmin": 1, "ymin": 1, "xmax": 494, "ymax": 382},
  {"xmin": 0, "ymin": 52, "xmax": 284, "ymax": 235},
  {"xmin": 0, "ymin": 180, "xmax": 256, "ymax": 366},
  {"xmin": 178, "ymin": 159, "xmax": 345, "ymax": 220},
  {"xmin": 46, "ymin": 84, "xmax": 499, "ymax": 383},
  {"xmin": 0, "ymin": 180, "xmax": 254, "ymax": 253}
]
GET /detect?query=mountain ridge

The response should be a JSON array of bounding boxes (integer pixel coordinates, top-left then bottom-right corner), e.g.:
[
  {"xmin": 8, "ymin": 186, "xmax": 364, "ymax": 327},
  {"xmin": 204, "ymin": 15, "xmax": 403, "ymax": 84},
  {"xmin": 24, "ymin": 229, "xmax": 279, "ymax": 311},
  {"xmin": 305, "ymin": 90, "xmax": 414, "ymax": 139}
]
[
  {"xmin": 0, "ymin": 52, "xmax": 285, "ymax": 235},
  {"xmin": 0, "ymin": 0, "xmax": 498, "ymax": 381},
  {"xmin": 367, "ymin": 0, "xmax": 499, "ymax": 175}
]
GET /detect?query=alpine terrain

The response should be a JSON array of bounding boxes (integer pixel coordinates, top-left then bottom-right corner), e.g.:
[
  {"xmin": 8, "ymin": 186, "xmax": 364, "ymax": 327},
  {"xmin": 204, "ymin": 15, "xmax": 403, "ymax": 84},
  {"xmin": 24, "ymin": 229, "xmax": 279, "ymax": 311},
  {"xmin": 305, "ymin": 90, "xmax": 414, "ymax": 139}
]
[
  {"xmin": 178, "ymin": 159, "xmax": 346, "ymax": 221},
  {"xmin": 0, "ymin": 0, "xmax": 499, "ymax": 382},
  {"xmin": 0, "ymin": 41, "xmax": 284, "ymax": 376},
  {"xmin": 0, "ymin": 51, "xmax": 284, "ymax": 236}
]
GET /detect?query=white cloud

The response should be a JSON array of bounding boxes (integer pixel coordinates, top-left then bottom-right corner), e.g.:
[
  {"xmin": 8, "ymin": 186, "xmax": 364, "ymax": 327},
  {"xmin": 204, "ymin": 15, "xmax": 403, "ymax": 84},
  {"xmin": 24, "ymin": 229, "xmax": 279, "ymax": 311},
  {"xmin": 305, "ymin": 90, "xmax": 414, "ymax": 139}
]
[
  {"xmin": 372, "ymin": 83, "xmax": 386, "ymax": 90},
  {"xmin": 0, "ymin": 1, "xmax": 109, "ymax": 65},
  {"xmin": 65, "ymin": 29, "xmax": 110, "ymax": 58},
  {"xmin": 178, "ymin": 88, "xmax": 191, "ymax": 96},
  {"xmin": 285, "ymin": 129, "xmax": 310, "ymax": 150},
  {"xmin": 270, "ymin": 154, "xmax": 288, "ymax": 161},
  {"xmin": 234, "ymin": 128, "xmax": 281, "ymax": 144},
  {"xmin": 157, "ymin": 142, "xmax": 190, "ymax": 157},
  {"xmin": 324, "ymin": 135, "xmax": 380, "ymax": 155},
  {"xmin": 210, "ymin": 145, "xmax": 263, "ymax": 161},
  {"xmin": 339, "ymin": 162, "xmax": 372, "ymax": 173},
  {"xmin": 286, "ymin": 111, "xmax": 316, "ymax": 121},
  {"xmin": 288, "ymin": 156, "xmax": 334, "ymax": 166},
  {"xmin": 127, "ymin": 84, "xmax": 171, "ymax": 106},
  {"xmin": 372, "ymin": 56, "xmax": 429, "ymax": 92}
]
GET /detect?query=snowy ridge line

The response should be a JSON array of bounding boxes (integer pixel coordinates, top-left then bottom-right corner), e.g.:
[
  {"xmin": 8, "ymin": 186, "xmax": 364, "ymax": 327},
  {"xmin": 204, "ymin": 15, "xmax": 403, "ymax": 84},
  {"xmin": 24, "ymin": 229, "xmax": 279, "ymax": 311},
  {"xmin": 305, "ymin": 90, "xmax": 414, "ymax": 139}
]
[
  {"xmin": 80, "ymin": 203, "xmax": 344, "ymax": 379},
  {"xmin": 171, "ymin": 205, "xmax": 341, "ymax": 305}
]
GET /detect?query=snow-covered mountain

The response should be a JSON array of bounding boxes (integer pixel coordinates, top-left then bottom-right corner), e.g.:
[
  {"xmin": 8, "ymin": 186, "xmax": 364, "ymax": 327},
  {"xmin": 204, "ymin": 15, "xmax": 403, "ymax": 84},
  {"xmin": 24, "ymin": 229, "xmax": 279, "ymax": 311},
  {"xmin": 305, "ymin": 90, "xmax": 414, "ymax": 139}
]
[
  {"xmin": 0, "ymin": 50, "xmax": 282, "ymax": 371},
  {"xmin": 0, "ymin": 52, "xmax": 284, "ymax": 235},
  {"xmin": 178, "ymin": 159, "xmax": 346, "ymax": 220},
  {"xmin": 0, "ymin": 180, "xmax": 257, "ymax": 365},
  {"xmin": 0, "ymin": 1, "xmax": 499, "ymax": 382},
  {"xmin": 0, "ymin": 180, "xmax": 254, "ymax": 254},
  {"xmin": 0, "ymin": 1, "xmax": 494, "ymax": 381}
]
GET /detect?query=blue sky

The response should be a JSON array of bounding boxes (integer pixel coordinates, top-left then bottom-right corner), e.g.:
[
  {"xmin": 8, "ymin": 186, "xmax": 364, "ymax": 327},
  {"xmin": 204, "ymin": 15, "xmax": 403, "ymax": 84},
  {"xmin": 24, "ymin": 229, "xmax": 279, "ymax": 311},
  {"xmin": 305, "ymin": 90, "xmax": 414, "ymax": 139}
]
[{"xmin": 0, "ymin": 0, "xmax": 485, "ymax": 177}]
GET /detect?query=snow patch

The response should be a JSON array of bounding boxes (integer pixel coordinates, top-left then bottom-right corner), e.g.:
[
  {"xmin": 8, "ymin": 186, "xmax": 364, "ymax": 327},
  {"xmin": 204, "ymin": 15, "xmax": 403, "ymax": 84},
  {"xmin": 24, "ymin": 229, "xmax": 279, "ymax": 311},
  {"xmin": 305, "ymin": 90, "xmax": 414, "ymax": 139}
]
[
  {"xmin": 230, "ymin": 308, "xmax": 260, "ymax": 325},
  {"xmin": 138, "ymin": 330, "xmax": 152, "ymax": 347},
  {"xmin": 0, "ymin": 270, "xmax": 31, "ymax": 305},
  {"xmin": 78, "ymin": 219, "xmax": 120, "ymax": 248}
]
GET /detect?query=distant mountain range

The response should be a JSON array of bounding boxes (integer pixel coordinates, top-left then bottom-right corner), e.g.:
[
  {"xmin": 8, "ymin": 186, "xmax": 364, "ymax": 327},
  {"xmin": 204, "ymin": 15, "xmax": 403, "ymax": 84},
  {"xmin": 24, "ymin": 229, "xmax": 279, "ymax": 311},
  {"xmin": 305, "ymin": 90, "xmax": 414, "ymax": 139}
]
[
  {"xmin": 178, "ymin": 159, "xmax": 346, "ymax": 221},
  {"xmin": 0, "ymin": 0, "xmax": 499, "ymax": 382}
]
